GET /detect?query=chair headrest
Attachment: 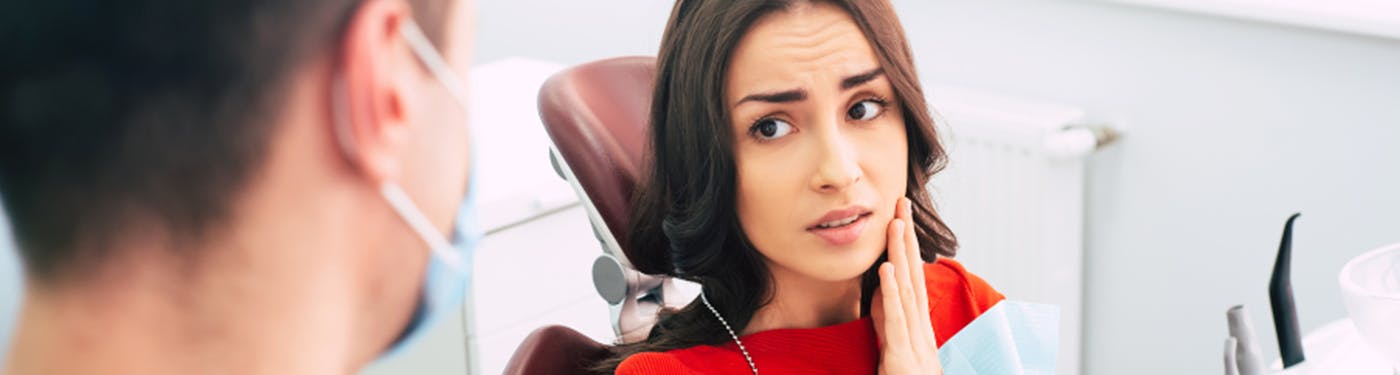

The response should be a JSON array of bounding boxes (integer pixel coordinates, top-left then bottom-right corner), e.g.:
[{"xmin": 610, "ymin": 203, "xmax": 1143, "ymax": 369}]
[{"xmin": 537, "ymin": 56, "xmax": 655, "ymax": 259}]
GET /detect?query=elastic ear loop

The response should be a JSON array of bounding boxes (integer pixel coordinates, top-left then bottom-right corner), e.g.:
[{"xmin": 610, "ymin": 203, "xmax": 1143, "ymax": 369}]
[
  {"xmin": 395, "ymin": 20, "xmax": 469, "ymax": 270},
  {"xmin": 400, "ymin": 21, "xmax": 471, "ymax": 110},
  {"xmin": 380, "ymin": 183, "xmax": 463, "ymax": 269},
  {"xmin": 325, "ymin": 20, "xmax": 469, "ymax": 271}
]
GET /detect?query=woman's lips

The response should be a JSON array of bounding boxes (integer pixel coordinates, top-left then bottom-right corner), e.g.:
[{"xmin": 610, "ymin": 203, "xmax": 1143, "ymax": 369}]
[{"xmin": 807, "ymin": 212, "xmax": 872, "ymax": 246}]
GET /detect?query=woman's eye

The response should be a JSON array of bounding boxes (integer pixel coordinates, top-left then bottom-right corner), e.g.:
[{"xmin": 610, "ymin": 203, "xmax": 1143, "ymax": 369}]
[
  {"xmin": 847, "ymin": 99, "xmax": 884, "ymax": 121},
  {"xmin": 750, "ymin": 118, "xmax": 794, "ymax": 141}
]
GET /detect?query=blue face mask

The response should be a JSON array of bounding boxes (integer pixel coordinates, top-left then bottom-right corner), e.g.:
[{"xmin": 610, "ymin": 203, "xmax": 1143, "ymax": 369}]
[
  {"xmin": 332, "ymin": 20, "xmax": 482, "ymax": 360},
  {"xmin": 378, "ymin": 171, "xmax": 481, "ymax": 358}
]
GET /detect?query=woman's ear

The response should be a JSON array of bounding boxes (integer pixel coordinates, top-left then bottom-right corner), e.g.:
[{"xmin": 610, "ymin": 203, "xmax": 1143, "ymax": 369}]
[{"xmin": 335, "ymin": 0, "xmax": 415, "ymax": 184}]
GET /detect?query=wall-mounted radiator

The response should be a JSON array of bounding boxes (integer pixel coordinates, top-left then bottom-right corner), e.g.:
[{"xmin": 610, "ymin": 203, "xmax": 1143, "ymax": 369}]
[{"xmin": 926, "ymin": 85, "xmax": 1115, "ymax": 375}]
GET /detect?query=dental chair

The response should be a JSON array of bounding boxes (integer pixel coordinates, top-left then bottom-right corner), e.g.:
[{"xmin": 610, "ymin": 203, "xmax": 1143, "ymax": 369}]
[{"xmin": 504, "ymin": 56, "xmax": 690, "ymax": 374}]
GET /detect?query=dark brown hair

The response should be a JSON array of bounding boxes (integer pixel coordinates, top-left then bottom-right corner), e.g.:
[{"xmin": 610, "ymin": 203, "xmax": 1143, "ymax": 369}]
[
  {"xmin": 595, "ymin": 0, "xmax": 957, "ymax": 372},
  {"xmin": 0, "ymin": 0, "xmax": 454, "ymax": 283}
]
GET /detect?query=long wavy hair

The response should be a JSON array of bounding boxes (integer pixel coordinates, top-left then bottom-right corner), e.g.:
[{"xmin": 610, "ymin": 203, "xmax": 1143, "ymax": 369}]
[{"xmin": 594, "ymin": 0, "xmax": 957, "ymax": 372}]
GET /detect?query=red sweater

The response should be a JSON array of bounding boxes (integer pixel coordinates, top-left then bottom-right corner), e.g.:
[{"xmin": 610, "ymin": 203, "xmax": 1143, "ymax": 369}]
[{"xmin": 615, "ymin": 258, "xmax": 1004, "ymax": 374}]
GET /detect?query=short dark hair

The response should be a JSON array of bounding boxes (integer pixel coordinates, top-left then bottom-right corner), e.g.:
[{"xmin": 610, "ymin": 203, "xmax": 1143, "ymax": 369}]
[{"xmin": 0, "ymin": 0, "xmax": 453, "ymax": 283}]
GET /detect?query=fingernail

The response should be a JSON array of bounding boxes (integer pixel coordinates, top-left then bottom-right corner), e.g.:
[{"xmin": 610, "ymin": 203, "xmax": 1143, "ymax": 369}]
[{"xmin": 904, "ymin": 197, "xmax": 913, "ymax": 213}]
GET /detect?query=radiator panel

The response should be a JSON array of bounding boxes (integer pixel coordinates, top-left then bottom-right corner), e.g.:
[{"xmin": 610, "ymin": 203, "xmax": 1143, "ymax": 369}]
[{"xmin": 927, "ymin": 85, "xmax": 1094, "ymax": 375}]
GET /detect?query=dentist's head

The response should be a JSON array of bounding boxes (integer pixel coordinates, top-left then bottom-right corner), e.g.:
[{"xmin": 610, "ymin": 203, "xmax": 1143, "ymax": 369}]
[{"xmin": 0, "ymin": 0, "xmax": 477, "ymax": 372}]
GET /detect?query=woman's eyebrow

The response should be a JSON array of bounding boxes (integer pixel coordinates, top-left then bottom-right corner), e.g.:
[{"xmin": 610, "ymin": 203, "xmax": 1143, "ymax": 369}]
[
  {"xmin": 840, "ymin": 67, "xmax": 884, "ymax": 91},
  {"xmin": 737, "ymin": 89, "xmax": 808, "ymax": 106},
  {"xmin": 734, "ymin": 67, "xmax": 884, "ymax": 107}
]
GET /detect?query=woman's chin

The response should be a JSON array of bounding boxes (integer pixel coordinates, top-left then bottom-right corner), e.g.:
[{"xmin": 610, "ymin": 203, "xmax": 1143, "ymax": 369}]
[{"xmin": 797, "ymin": 239, "xmax": 886, "ymax": 282}]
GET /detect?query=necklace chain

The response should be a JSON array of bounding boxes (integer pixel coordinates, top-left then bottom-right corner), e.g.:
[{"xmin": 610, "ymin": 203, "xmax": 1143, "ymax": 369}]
[{"xmin": 699, "ymin": 290, "xmax": 759, "ymax": 375}]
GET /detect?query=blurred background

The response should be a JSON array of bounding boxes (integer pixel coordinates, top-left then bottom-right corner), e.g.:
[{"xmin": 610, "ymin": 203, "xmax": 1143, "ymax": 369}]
[{"xmin": 2, "ymin": 0, "xmax": 1398, "ymax": 374}]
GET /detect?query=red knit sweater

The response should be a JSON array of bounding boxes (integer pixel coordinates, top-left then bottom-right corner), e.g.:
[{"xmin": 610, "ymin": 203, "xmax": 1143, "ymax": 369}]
[{"xmin": 615, "ymin": 258, "xmax": 1004, "ymax": 374}]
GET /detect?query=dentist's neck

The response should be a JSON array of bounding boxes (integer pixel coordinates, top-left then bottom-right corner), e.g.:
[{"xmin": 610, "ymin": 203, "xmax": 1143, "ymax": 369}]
[
  {"xmin": 2, "ymin": 221, "xmax": 362, "ymax": 375},
  {"xmin": 741, "ymin": 262, "xmax": 864, "ymax": 336}
]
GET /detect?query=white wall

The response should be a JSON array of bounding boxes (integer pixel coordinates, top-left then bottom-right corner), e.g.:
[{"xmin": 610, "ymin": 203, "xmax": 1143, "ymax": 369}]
[
  {"xmin": 473, "ymin": 0, "xmax": 674, "ymax": 64},
  {"xmin": 471, "ymin": 0, "xmax": 1400, "ymax": 374},
  {"xmin": 892, "ymin": 2, "xmax": 1400, "ymax": 373}
]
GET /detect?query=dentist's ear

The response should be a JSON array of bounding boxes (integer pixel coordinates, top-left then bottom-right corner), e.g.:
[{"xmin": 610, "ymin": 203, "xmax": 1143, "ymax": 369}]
[{"xmin": 335, "ymin": 0, "xmax": 416, "ymax": 184}]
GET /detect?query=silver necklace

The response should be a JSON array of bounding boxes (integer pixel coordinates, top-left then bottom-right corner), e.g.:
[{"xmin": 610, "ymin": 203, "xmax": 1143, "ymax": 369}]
[{"xmin": 699, "ymin": 290, "xmax": 759, "ymax": 375}]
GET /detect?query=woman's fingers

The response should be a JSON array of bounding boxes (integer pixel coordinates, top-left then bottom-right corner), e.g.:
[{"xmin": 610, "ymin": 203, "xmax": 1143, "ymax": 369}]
[
  {"xmin": 878, "ymin": 262, "xmax": 910, "ymax": 350},
  {"xmin": 900, "ymin": 197, "xmax": 936, "ymax": 352},
  {"xmin": 881, "ymin": 197, "xmax": 943, "ymax": 374},
  {"xmin": 890, "ymin": 203, "xmax": 920, "ymax": 340},
  {"xmin": 904, "ymin": 199, "xmax": 933, "ymax": 336},
  {"xmin": 886, "ymin": 218, "xmax": 909, "ymax": 296},
  {"xmin": 887, "ymin": 217, "xmax": 908, "ymax": 278},
  {"xmin": 901, "ymin": 198, "xmax": 928, "ymax": 307}
]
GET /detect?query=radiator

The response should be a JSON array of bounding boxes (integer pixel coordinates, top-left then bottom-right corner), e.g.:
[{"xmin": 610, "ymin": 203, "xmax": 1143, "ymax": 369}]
[{"xmin": 926, "ymin": 85, "xmax": 1114, "ymax": 375}]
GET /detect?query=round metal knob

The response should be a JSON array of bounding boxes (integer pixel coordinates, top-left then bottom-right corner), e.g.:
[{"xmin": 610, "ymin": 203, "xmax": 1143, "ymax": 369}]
[{"xmin": 592, "ymin": 254, "xmax": 628, "ymax": 305}]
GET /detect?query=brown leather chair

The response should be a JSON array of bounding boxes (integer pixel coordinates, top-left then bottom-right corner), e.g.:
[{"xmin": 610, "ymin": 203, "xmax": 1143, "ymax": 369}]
[
  {"xmin": 502, "ymin": 325, "xmax": 610, "ymax": 375},
  {"xmin": 504, "ymin": 56, "xmax": 688, "ymax": 374}
]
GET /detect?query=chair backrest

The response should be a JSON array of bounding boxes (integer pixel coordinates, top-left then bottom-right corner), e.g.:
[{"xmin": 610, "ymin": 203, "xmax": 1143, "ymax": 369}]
[
  {"xmin": 539, "ymin": 56, "xmax": 652, "ymax": 248},
  {"xmin": 538, "ymin": 56, "xmax": 687, "ymax": 343},
  {"xmin": 502, "ymin": 325, "xmax": 610, "ymax": 375}
]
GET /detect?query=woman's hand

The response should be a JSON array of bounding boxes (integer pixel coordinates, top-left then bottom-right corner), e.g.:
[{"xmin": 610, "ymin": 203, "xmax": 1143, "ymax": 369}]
[{"xmin": 872, "ymin": 197, "xmax": 942, "ymax": 375}]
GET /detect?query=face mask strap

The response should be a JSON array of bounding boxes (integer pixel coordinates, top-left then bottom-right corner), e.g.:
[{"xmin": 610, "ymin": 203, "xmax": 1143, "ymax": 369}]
[
  {"xmin": 399, "ymin": 21, "xmax": 471, "ymax": 111},
  {"xmin": 329, "ymin": 76, "xmax": 464, "ymax": 271},
  {"xmin": 380, "ymin": 182, "xmax": 466, "ymax": 270},
  {"xmin": 324, "ymin": 76, "xmax": 462, "ymax": 270},
  {"xmin": 395, "ymin": 20, "xmax": 473, "ymax": 272},
  {"xmin": 331, "ymin": 21, "xmax": 464, "ymax": 158},
  {"xmin": 327, "ymin": 21, "xmax": 471, "ymax": 272}
]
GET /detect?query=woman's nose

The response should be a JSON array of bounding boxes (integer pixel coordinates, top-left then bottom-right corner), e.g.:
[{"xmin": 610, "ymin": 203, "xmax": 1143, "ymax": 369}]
[{"xmin": 810, "ymin": 126, "xmax": 862, "ymax": 193}]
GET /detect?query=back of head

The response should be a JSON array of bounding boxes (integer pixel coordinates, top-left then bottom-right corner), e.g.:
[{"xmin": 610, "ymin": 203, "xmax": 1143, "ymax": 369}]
[{"xmin": 0, "ymin": 0, "xmax": 451, "ymax": 284}]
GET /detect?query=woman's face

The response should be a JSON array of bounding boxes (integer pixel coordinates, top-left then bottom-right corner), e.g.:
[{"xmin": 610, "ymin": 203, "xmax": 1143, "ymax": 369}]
[{"xmin": 726, "ymin": 2, "xmax": 908, "ymax": 283}]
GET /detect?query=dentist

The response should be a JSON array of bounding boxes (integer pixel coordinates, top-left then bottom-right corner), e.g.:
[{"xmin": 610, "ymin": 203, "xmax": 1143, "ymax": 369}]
[{"xmin": 1, "ymin": 0, "xmax": 481, "ymax": 373}]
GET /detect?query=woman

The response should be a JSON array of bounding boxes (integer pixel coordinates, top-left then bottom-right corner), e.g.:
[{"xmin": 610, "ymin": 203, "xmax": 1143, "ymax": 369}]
[{"xmin": 600, "ymin": 0, "xmax": 1003, "ymax": 373}]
